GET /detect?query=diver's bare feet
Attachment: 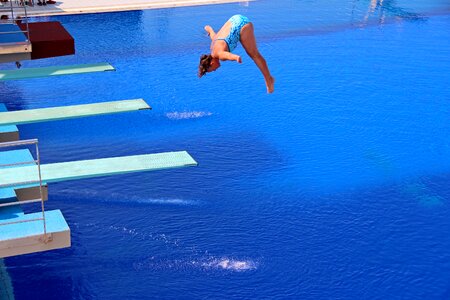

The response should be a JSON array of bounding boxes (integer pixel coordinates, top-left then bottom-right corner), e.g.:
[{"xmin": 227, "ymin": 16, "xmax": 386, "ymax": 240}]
[{"xmin": 266, "ymin": 76, "xmax": 275, "ymax": 94}]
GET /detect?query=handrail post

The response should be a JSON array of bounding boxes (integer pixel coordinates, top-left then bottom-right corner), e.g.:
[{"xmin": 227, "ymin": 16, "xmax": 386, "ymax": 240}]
[
  {"xmin": 35, "ymin": 140, "xmax": 50, "ymax": 243},
  {"xmin": 22, "ymin": 0, "xmax": 30, "ymax": 42},
  {"xmin": 9, "ymin": 0, "xmax": 14, "ymax": 21}
]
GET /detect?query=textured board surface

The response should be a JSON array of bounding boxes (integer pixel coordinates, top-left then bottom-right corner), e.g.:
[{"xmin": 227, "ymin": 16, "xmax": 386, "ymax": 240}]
[
  {"xmin": 0, "ymin": 63, "xmax": 115, "ymax": 81},
  {"xmin": 0, "ymin": 99, "xmax": 150, "ymax": 126},
  {"xmin": 0, "ymin": 151, "xmax": 197, "ymax": 187}
]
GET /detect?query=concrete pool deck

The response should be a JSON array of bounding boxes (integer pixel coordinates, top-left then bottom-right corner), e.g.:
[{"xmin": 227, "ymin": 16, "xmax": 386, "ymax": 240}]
[{"xmin": 20, "ymin": 0, "xmax": 252, "ymax": 17}]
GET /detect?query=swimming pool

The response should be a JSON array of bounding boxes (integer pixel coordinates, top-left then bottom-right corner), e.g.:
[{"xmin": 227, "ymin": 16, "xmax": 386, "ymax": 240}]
[{"xmin": 1, "ymin": 0, "xmax": 450, "ymax": 299}]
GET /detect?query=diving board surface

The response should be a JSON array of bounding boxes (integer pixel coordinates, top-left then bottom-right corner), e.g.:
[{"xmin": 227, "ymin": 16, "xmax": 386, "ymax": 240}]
[
  {"xmin": 0, "ymin": 99, "xmax": 151, "ymax": 126},
  {"xmin": 0, "ymin": 151, "xmax": 198, "ymax": 187},
  {"xmin": 0, "ymin": 63, "xmax": 115, "ymax": 81}
]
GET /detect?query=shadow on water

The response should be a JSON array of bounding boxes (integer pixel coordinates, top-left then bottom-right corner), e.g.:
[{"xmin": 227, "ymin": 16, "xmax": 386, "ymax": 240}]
[
  {"xmin": 361, "ymin": 0, "xmax": 427, "ymax": 24},
  {"xmin": 0, "ymin": 83, "xmax": 27, "ymax": 111},
  {"xmin": 0, "ymin": 259, "xmax": 14, "ymax": 300}
]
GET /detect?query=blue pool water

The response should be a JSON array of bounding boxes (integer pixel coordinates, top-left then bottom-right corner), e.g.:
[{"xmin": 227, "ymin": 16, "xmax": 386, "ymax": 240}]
[{"xmin": 1, "ymin": 0, "xmax": 450, "ymax": 299}]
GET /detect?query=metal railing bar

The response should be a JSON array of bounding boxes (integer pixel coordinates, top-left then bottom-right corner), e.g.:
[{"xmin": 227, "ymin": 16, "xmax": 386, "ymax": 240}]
[
  {"xmin": 0, "ymin": 160, "xmax": 38, "ymax": 167},
  {"xmin": 35, "ymin": 141, "xmax": 47, "ymax": 237},
  {"xmin": 0, "ymin": 30, "xmax": 28, "ymax": 34},
  {"xmin": 0, "ymin": 217, "xmax": 43, "ymax": 227},
  {"xmin": 22, "ymin": 0, "xmax": 29, "ymax": 41},
  {"xmin": 0, "ymin": 198, "xmax": 43, "ymax": 208},
  {"xmin": 0, "ymin": 6, "xmax": 32, "ymax": 10},
  {"xmin": 0, "ymin": 19, "xmax": 30, "ymax": 23},
  {"xmin": 0, "ymin": 40, "xmax": 30, "ymax": 46},
  {"xmin": 9, "ymin": 0, "xmax": 14, "ymax": 21},
  {"xmin": 0, "ymin": 138, "xmax": 37, "ymax": 148},
  {"xmin": 0, "ymin": 180, "xmax": 41, "ymax": 188}
]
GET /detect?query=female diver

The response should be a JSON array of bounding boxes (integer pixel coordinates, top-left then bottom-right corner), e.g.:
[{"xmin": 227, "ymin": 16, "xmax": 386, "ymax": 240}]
[{"xmin": 198, "ymin": 15, "xmax": 275, "ymax": 94}]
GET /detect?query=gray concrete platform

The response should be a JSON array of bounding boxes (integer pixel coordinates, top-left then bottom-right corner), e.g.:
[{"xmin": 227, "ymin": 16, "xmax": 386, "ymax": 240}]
[{"xmin": 23, "ymin": 0, "xmax": 252, "ymax": 16}]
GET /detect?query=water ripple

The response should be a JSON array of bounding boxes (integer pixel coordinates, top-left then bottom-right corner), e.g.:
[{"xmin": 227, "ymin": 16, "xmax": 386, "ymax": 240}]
[{"xmin": 59, "ymin": 188, "xmax": 200, "ymax": 206}]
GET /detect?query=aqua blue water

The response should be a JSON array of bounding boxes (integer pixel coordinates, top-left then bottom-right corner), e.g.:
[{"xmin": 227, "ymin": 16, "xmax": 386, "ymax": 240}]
[{"xmin": 1, "ymin": 0, "xmax": 450, "ymax": 299}]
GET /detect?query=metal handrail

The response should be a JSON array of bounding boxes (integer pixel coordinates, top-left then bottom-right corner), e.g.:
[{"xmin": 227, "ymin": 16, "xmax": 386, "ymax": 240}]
[
  {"xmin": 0, "ymin": 197, "xmax": 43, "ymax": 207},
  {"xmin": 0, "ymin": 159, "xmax": 38, "ymax": 167},
  {"xmin": 0, "ymin": 6, "xmax": 32, "ymax": 10},
  {"xmin": 0, "ymin": 217, "xmax": 43, "ymax": 227},
  {"xmin": 0, "ymin": 138, "xmax": 37, "ymax": 148},
  {"xmin": 0, "ymin": 139, "xmax": 49, "ymax": 242},
  {"xmin": 0, "ymin": 30, "xmax": 28, "ymax": 34},
  {"xmin": 0, "ymin": 0, "xmax": 31, "ymax": 42},
  {"xmin": 0, "ymin": 180, "xmax": 41, "ymax": 188}
]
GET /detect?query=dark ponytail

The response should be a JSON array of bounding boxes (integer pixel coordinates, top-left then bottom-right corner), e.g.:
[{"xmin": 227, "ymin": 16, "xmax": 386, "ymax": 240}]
[{"xmin": 198, "ymin": 54, "xmax": 212, "ymax": 78}]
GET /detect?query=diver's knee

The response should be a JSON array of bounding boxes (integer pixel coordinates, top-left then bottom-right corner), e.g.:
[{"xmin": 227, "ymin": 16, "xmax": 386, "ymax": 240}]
[{"xmin": 246, "ymin": 50, "xmax": 260, "ymax": 59}]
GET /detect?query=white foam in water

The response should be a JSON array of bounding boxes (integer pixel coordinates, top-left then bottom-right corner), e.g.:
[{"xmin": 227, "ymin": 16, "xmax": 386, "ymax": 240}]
[
  {"xmin": 202, "ymin": 258, "xmax": 258, "ymax": 271},
  {"xmin": 135, "ymin": 256, "xmax": 258, "ymax": 272},
  {"xmin": 130, "ymin": 197, "xmax": 198, "ymax": 206},
  {"xmin": 117, "ymin": 196, "xmax": 199, "ymax": 206},
  {"xmin": 165, "ymin": 111, "xmax": 212, "ymax": 120},
  {"xmin": 60, "ymin": 189, "xmax": 199, "ymax": 206}
]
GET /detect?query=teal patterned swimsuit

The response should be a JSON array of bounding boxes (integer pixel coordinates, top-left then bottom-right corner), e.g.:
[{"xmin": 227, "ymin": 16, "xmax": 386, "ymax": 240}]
[{"xmin": 216, "ymin": 15, "xmax": 250, "ymax": 52}]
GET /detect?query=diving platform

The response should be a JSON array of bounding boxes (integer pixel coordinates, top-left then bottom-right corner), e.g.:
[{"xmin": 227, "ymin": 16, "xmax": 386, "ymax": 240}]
[
  {"xmin": 0, "ymin": 0, "xmax": 76, "ymax": 64},
  {"xmin": 0, "ymin": 80, "xmax": 197, "ymax": 262},
  {"xmin": 0, "ymin": 145, "xmax": 63, "ymax": 259},
  {"xmin": 0, "ymin": 2, "xmax": 75, "ymax": 64},
  {"xmin": 0, "ymin": 103, "xmax": 19, "ymax": 143},
  {"xmin": 0, "ymin": 23, "xmax": 31, "ymax": 56},
  {"xmin": 0, "ymin": 151, "xmax": 197, "ymax": 188},
  {"xmin": 17, "ymin": 21, "xmax": 75, "ymax": 60},
  {"xmin": 0, "ymin": 99, "xmax": 151, "ymax": 126},
  {"xmin": 0, "ymin": 63, "xmax": 115, "ymax": 81},
  {"xmin": 0, "ymin": 210, "xmax": 70, "ymax": 258},
  {"xmin": 22, "ymin": 0, "xmax": 254, "ymax": 17}
]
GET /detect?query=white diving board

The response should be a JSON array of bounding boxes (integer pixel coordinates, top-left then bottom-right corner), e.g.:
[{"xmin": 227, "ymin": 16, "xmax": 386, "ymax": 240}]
[
  {"xmin": 0, "ymin": 63, "xmax": 115, "ymax": 81},
  {"xmin": 0, "ymin": 151, "xmax": 198, "ymax": 187},
  {"xmin": 0, "ymin": 99, "xmax": 151, "ymax": 126}
]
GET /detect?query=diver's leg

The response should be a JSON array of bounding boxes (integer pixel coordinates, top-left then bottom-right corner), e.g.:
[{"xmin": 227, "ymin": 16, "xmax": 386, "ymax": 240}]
[{"xmin": 240, "ymin": 23, "xmax": 274, "ymax": 93}]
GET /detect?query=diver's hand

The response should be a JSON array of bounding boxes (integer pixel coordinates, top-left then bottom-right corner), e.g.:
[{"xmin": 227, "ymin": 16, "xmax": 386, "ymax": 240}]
[
  {"xmin": 236, "ymin": 56, "xmax": 242, "ymax": 63},
  {"xmin": 204, "ymin": 25, "xmax": 215, "ymax": 38}
]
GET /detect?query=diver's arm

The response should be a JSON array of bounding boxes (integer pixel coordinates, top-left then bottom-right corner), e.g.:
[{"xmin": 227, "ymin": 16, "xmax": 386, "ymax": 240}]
[
  {"xmin": 204, "ymin": 25, "xmax": 216, "ymax": 41},
  {"xmin": 217, "ymin": 51, "xmax": 242, "ymax": 63}
]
